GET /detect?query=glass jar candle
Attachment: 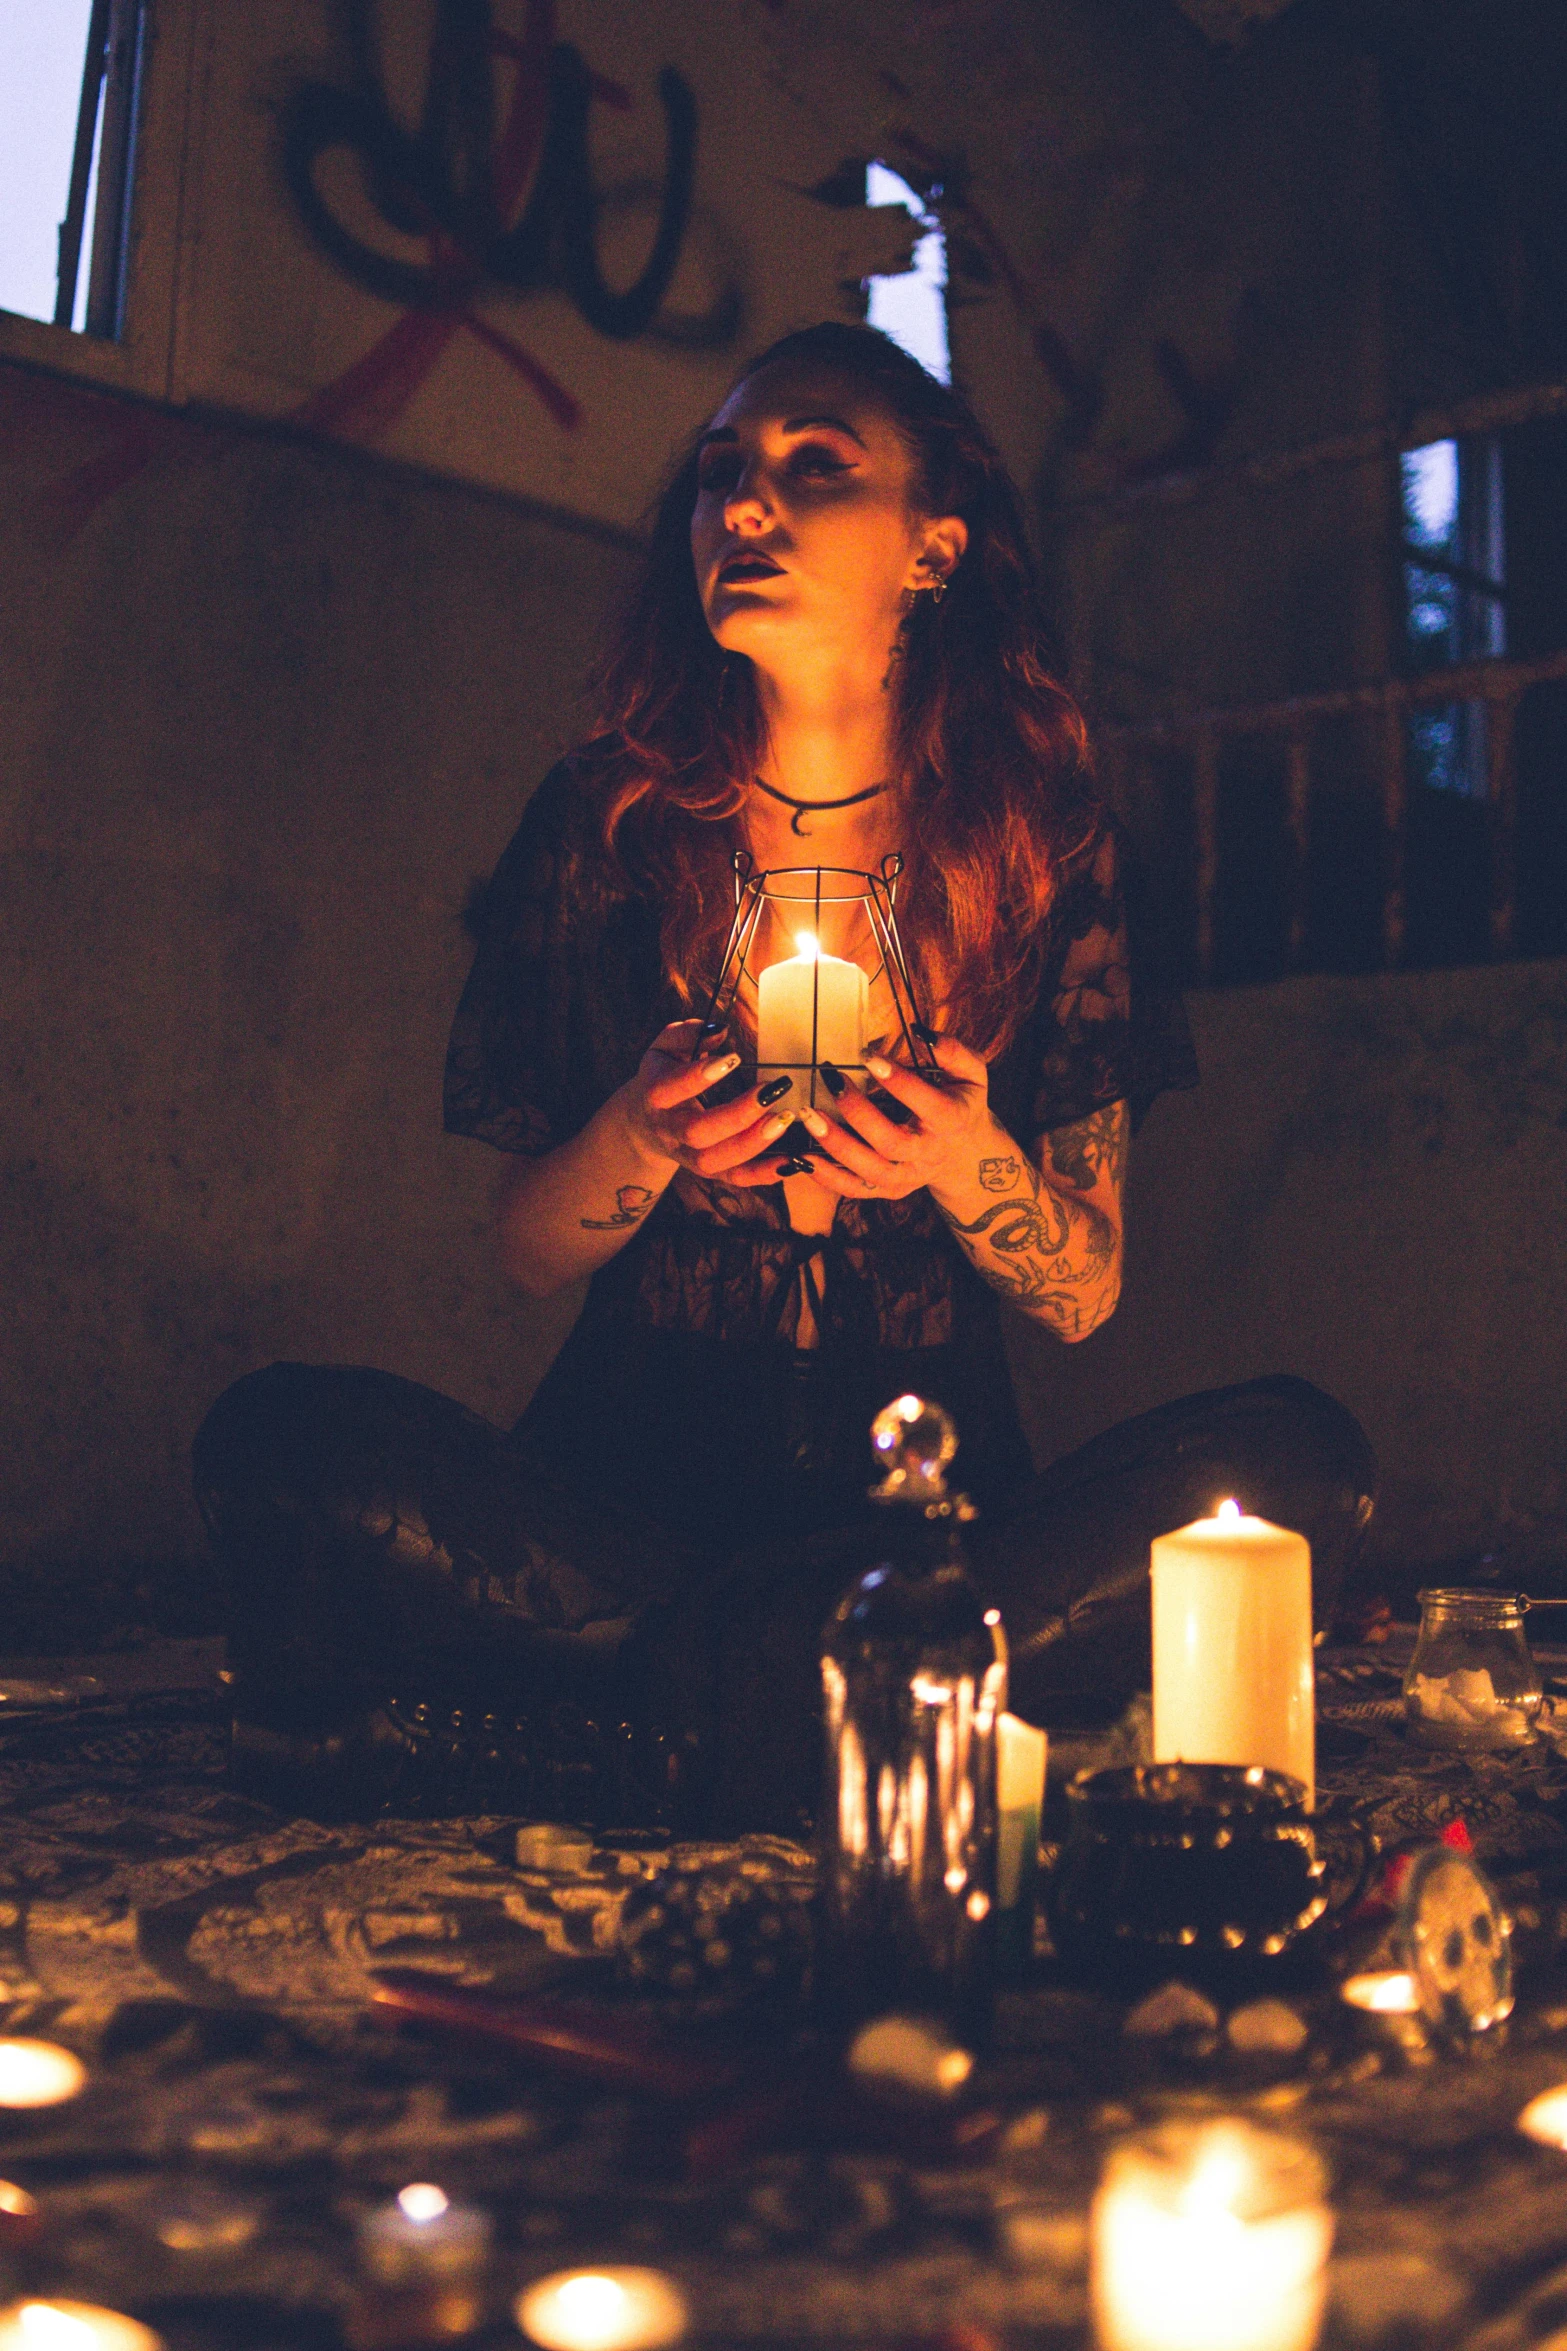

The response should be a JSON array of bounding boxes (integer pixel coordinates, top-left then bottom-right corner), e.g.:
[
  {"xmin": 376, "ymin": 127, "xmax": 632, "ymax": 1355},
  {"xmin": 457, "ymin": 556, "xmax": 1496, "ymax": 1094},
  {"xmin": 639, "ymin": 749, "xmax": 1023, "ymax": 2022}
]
[
  {"xmin": 1091, "ymin": 2119, "xmax": 1332, "ymax": 2351},
  {"xmin": 1403, "ymin": 1590, "xmax": 1543, "ymax": 1750}
]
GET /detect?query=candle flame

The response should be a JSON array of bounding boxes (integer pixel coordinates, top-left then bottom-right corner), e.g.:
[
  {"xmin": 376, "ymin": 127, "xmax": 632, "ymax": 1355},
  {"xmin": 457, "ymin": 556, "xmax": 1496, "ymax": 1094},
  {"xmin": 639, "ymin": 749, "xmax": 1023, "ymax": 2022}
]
[
  {"xmin": 17, "ymin": 2311, "xmax": 97, "ymax": 2349},
  {"xmin": 1215, "ymin": 1497, "xmax": 1243, "ymax": 1524},
  {"xmin": 553, "ymin": 2276, "xmax": 629, "ymax": 2346},
  {"xmin": 1181, "ymin": 2138, "xmax": 1251, "ymax": 2218},
  {"xmin": 793, "ymin": 930, "xmax": 820, "ymax": 961},
  {"xmin": 519, "ymin": 2267, "xmax": 688, "ymax": 2351},
  {"xmin": 1341, "ymin": 1970, "xmax": 1420, "ymax": 2013},
  {"xmin": 397, "ymin": 2183, "xmax": 449, "ymax": 2222},
  {"xmin": 1519, "ymin": 2085, "xmax": 1567, "ymax": 2147}
]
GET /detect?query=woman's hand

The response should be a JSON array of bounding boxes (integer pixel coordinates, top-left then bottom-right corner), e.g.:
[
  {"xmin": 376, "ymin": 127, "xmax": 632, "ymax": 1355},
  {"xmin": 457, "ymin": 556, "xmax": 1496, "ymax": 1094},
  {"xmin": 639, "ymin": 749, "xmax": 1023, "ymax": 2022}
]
[
  {"xmin": 618, "ymin": 1020, "xmax": 796, "ymax": 1179},
  {"xmin": 793, "ymin": 1034, "xmax": 994, "ymax": 1202}
]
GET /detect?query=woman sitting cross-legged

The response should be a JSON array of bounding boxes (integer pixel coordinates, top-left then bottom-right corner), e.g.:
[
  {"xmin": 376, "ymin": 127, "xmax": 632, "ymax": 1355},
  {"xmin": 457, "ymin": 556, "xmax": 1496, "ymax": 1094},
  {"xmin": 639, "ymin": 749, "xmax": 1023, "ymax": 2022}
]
[{"xmin": 195, "ymin": 323, "xmax": 1375, "ymax": 1833}]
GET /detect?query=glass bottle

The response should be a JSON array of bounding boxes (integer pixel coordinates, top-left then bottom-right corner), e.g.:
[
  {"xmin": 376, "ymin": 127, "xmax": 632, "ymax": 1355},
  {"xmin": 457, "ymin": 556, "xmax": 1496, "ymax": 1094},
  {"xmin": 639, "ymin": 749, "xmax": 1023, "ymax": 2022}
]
[
  {"xmin": 1403, "ymin": 1588, "xmax": 1543, "ymax": 1750},
  {"xmin": 815, "ymin": 1396, "xmax": 1007, "ymax": 2042}
]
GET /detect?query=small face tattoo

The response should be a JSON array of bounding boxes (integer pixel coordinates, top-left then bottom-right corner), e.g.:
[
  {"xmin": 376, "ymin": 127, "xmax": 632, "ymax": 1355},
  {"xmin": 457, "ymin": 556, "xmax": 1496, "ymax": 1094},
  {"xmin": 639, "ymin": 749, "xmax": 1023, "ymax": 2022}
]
[{"xmin": 979, "ymin": 1155, "xmax": 1023, "ymax": 1192}]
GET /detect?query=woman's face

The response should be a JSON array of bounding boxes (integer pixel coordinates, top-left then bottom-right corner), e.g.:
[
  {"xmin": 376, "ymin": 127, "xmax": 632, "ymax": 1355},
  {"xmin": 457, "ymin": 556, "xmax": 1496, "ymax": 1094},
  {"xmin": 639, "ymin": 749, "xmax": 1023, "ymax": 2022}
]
[{"xmin": 690, "ymin": 361, "xmax": 964, "ymax": 675}]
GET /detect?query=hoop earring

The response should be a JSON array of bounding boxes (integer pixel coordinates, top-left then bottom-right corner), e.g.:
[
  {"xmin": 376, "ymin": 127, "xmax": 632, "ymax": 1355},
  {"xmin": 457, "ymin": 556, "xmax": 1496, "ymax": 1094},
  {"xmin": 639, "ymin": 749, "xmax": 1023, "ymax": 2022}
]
[{"xmin": 928, "ymin": 576, "xmax": 947, "ymax": 605}]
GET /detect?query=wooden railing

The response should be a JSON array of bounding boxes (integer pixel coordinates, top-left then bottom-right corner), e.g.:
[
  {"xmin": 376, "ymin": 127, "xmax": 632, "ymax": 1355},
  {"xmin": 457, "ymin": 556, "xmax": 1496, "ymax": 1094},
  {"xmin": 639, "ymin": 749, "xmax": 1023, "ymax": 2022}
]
[{"xmin": 1098, "ymin": 649, "xmax": 1567, "ymax": 981}]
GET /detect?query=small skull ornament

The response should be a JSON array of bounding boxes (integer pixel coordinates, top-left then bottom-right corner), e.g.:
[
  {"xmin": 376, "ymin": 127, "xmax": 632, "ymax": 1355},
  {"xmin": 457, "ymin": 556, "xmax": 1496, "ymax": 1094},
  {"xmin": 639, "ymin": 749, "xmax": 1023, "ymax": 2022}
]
[{"xmin": 1398, "ymin": 1846, "xmax": 1514, "ymax": 2038}]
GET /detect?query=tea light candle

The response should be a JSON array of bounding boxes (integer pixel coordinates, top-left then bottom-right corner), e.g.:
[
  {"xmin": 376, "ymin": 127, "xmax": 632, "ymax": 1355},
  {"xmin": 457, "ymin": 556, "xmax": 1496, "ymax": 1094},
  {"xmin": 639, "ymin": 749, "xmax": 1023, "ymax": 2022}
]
[
  {"xmin": 1151, "ymin": 1501, "xmax": 1315, "ymax": 1806},
  {"xmin": 1518, "ymin": 2086, "xmax": 1567, "ymax": 2148},
  {"xmin": 755, "ymin": 932, "xmax": 867, "ymax": 1114},
  {"xmin": 1091, "ymin": 2120, "xmax": 1332, "ymax": 2351},
  {"xmin": 0, "ymin": 2042, "xmax": 86, "ymax": 2110},
  {"xmin": 1340, "ymin": 1971, "xmax": 1421, "ymax": 2014},
  {"xmin": 0, "ymin": 2305, "xmax": 162, "ymax": 2351},
  {"xmin": 516, "ymin": 2268, "xmax": 689, "ymax": 2351},
  {"xmin": 358, "ymin": 2184, "xmax": 490, "ymax": 2285},
  {"xmin": 0, "ymin": 2182, "xmax": 40, "ymax": 2246}
]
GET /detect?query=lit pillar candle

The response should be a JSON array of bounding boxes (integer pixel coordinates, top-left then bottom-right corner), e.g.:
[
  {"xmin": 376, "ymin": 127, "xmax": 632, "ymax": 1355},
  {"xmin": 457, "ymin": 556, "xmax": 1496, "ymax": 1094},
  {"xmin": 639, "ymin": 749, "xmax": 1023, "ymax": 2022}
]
[
  {"xmin": 516, "ymin": 2269, "xmax": 689, "ymax": 2351},
  {"xmin": 996, "ymin": 1712, "xmax": 1047, "ymax": 1979},
  {"xmin": 1091, "ymin": 2120, "xmax": 1332, "ymax": 2351},
  {"xmin": 755, "ymin": 932, "xmax": 868, "ymax": 1115},
  {"xmin": 1151, "ymin": 1500, "xmax": 1315, "ymax": 1807},
  {"xmin": 0, "ymin": 2041, "xmax": 86, "ymax": 2109},
  {"xmin": 0, "ymin": 2305, "xmax": 162, "ymax": 2351}
]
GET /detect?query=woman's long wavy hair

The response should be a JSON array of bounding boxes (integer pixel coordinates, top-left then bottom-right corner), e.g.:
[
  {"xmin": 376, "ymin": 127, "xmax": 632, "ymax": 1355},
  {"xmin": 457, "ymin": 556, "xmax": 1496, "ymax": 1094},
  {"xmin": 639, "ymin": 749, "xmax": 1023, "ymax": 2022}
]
[{"xmin": 587, "ymin": 321, "xmax": 1097, "ymax": 1061}]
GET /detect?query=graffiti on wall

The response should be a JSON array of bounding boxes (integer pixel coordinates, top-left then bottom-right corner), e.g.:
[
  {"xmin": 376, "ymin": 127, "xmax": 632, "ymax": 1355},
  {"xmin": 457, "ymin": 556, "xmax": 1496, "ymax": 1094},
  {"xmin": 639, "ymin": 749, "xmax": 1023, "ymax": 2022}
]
[{"xmin": 283, "ymin": 0, "xmax": 740, "ymax": 435}]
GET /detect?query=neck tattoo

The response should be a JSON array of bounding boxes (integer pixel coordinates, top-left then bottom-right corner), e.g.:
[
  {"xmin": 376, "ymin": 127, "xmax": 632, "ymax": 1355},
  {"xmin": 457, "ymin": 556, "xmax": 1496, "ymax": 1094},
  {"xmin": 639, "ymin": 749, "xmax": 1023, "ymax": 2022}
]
[{"xmin": 752, "ymin": 776, "xmax": 891, "ymax": 838}]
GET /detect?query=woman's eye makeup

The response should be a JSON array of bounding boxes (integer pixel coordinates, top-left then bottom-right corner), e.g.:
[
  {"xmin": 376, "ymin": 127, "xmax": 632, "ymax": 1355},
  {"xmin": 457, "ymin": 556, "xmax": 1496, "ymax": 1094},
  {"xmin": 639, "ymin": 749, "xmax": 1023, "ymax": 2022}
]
[
  {"xmin": 788, "ymin": 443, "xmax": 851, "ymax": 478},
  {"xmin": 697, "ymin": 441, "xmax": 854, "ymax": 494}
]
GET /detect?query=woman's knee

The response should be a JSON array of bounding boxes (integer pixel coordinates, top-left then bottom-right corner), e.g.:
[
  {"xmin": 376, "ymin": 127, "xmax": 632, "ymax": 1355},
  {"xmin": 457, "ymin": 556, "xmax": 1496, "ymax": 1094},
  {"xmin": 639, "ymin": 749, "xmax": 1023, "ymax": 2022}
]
[{"xmin": 192, "ymin": 1363, "xmax": 502, "ymax": 1567}]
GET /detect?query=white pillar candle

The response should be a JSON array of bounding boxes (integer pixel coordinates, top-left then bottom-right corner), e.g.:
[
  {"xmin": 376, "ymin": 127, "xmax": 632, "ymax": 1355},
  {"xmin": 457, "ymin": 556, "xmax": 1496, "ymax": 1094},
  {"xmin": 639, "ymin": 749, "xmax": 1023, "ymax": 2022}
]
[
  {"xmin": 1091, "ymin": 2121, "xmax": 1332, "ymax": 2351},
  {"xmin": 0, "ymin": 2040, "xmax": 86, "ymax": 2109},
  {"xmin": 0, "ymin": 2305, "xmax": 162, "ymax": 2351},
  {"xmin": 997, "ymin": 1713, "xmax": 1047, "ymax": 1909},
  {"xmin": 755, "ymin": 932, "xmax": 868, "ymax": 1115},
  {"xmin": 1151, "ymin": 1500, "xmax": 1315, "ymax": 1807},
  {"xmin": 516, "ymin": 2269, "xmax": 688, "ymax": 2351}
]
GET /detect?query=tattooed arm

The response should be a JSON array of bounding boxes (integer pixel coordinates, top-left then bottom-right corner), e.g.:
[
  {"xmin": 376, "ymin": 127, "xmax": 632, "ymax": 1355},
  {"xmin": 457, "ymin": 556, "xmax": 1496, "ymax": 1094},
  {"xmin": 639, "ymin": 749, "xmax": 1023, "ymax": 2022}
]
[
  {"xmin": 495, "ymin": 1019, "xmax": 793, "ymax": 1297},
  {"xmin": 799, "ymin": 1033, "xmax": 1129, "ymax": 1341},
  {"xmin": 935, "ymin": 1103, "xmax": 1128, "ymax": 1340}
]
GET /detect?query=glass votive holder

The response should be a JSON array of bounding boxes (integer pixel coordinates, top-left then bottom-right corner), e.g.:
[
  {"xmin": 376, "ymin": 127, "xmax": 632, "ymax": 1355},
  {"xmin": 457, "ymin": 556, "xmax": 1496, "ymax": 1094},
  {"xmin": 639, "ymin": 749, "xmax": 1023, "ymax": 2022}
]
[
  {"xmin": 1090, "ymin": 2118, "xmax": 1332, "ymax": 2351},
  {"xmin": 348, "ymin": 2184, "xmax": 491, "ymax": 2350},
  {"xmin": 1403, "ymin": 1589, "xmax": 1543, "ymax": 1750}
]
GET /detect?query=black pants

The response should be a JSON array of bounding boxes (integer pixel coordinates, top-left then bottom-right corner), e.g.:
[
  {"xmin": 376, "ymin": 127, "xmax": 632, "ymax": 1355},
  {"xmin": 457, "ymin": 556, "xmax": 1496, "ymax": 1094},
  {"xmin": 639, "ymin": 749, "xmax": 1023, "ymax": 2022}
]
[{"xmin": 194, "ymin": 1364, "xmax": 1375, "ymax": 1834}]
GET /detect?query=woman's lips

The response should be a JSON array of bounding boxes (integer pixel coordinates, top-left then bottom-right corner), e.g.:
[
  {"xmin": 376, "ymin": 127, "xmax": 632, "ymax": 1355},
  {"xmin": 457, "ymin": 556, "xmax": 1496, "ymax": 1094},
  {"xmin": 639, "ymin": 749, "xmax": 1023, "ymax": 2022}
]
[{"xmin": 717, "ymin": 552, "xmax": 783, "ymax": 583}]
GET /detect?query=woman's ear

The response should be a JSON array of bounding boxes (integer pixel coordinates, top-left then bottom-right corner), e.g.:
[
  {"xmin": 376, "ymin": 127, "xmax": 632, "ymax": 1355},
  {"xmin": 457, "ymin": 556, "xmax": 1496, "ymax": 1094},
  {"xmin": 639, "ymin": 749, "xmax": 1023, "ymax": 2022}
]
[{"xmin": 907, "ymin": 514, "xmax": 969, "ymax": 596}]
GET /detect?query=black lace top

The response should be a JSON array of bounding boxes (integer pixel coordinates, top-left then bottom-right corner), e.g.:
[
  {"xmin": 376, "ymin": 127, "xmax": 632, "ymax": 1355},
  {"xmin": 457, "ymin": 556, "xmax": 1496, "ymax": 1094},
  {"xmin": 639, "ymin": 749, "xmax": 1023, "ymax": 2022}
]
[{"xmin": 445, "ymin": 756, "xmax": 1196, "ymax": 1548}]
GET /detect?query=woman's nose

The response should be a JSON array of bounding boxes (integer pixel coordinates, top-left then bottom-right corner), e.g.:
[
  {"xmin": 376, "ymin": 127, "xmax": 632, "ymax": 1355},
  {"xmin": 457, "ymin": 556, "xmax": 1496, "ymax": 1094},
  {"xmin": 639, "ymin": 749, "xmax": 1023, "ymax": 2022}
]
[{"xmin": 723, "ymin": 467, "xmax": 771, "ymax": 531}]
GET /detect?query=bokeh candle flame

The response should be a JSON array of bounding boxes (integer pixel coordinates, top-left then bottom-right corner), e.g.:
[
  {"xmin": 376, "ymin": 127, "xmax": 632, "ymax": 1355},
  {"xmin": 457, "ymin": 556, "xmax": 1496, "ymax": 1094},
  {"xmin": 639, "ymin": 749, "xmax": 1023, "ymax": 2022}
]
[
  {"xmin": 0, "ymin": 2306, "xmax": 161, "ymax": 2351},
  {"xmin": 516, "ymin": 2267, "xmax": 689, "ymax": 2351},
  {"xmin": 0, "ymin": 2041, "xmax": 85, "ymax": 2110}
]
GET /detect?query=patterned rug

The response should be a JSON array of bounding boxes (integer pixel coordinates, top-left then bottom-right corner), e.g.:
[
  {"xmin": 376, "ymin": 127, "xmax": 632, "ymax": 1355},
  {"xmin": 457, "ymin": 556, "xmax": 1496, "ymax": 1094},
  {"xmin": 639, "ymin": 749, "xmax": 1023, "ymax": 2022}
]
[{"xmin": 4, "ymin": 1640, "xmax": 1567, "ymax": 2348}]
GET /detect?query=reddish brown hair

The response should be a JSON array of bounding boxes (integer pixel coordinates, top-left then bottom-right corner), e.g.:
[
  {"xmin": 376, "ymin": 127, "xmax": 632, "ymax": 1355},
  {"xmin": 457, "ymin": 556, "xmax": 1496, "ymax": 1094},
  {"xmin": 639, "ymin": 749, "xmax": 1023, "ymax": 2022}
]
[{"xmin": 586, "ymin": 322, "xmax": 1097, "ymax": 1060}]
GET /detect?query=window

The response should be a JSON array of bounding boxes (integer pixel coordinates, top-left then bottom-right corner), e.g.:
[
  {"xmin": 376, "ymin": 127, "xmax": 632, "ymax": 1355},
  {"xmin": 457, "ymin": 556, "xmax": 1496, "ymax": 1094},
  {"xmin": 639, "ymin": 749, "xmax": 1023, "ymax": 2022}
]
[
  {"xmin": 865, "ymin": 161, "xmax": 950, "ymax": 384},
  {"xmin": 0, "ymin": 0, "xmax": 144, "ymax": 337},
  {"xmin": 1401, "ymin": 433, "xmax": 1505, "ymax": 797}
]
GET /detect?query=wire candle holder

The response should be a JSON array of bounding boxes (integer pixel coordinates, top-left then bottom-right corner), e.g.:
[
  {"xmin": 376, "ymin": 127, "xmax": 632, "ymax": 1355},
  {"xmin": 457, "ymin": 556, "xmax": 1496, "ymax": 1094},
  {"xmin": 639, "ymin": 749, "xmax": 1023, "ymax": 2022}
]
[{"xmin": 690, "ymin": 851, "xmax": 939, "ymax": 1155}]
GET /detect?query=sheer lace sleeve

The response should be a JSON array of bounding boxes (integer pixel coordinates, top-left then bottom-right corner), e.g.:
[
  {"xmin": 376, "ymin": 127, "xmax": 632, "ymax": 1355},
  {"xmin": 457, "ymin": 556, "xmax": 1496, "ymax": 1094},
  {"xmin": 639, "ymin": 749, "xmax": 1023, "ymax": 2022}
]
[
  {"xmin": 1028, "ymin": 816, "xmax": 1198, "ymax": 1137},
  {"xmin": 445, "ymin": 754, "xmax": 671, "ymax": 1156}
]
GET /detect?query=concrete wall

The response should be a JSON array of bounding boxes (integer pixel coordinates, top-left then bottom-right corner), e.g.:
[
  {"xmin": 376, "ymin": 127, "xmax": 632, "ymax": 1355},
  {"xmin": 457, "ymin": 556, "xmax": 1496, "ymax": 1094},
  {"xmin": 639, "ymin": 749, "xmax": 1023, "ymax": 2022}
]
[
  {"xmin": 1009, "ymin": 957, "xmax": 1567, "ymax": 1586},
  {"xmin": 3, "ymin": 1, "xmax": 1564, "ymax": 1624},
  {"xmin": 1, "ymin": 364, "xmax": 631, "ymax": 1591},
  {"xmin": 3, "ymin": 360, "xmax": 1564, "ymax": 1609}
]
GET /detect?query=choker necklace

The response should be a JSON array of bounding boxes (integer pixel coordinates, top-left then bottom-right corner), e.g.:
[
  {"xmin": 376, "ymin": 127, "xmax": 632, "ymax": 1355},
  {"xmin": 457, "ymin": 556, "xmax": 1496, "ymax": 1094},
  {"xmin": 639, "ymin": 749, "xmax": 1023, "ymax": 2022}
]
[{"xmin": 752, "ymin": 777, "xmax": 890, "ymax": 837}]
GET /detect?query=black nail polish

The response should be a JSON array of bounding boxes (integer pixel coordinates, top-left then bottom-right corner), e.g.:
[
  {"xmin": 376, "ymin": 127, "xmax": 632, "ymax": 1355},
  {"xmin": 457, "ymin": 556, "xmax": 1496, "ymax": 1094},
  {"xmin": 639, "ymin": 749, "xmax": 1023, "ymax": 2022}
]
[
  {"xmin": 758, "ymin": 1075, "xmax": 792, "ymax": 1107},
  {"xmin": 818, "ymin": 1062, "xmax": 847, "ymax": 1097}
]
